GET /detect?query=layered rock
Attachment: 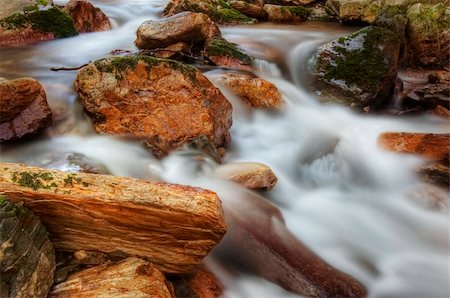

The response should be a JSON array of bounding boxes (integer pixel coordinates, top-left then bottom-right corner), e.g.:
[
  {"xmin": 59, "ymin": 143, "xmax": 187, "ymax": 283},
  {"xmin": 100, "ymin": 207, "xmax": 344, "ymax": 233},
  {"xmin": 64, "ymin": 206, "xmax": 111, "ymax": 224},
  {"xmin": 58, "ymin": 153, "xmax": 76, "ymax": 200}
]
[
  {"xmin": 264, "ymin": 4, "xmax": 311, "ymax": 22},
  {"xmin": 219, "ymin": 73, "xmax": 283, "ymax": 108},
  {"xmin": 63, "ymin": 0, "xmax": 111, "ymax": 33},
  {"xmin": 0, "ymin": 196, "xmax": 55, "ymax": 298},
  {"xmin": 406, "ymin": 3, "xmax": 450, "ymax": 66},
  {"xmin": 215, "ymin": 162, "xmax": 278, "ymax": 190},
  {"xmin": 0, "ymin": 77, "xmax": 52, "ymax": 142},
  {"xmin": 311, "ymin": 26, "xmax": 400, "ymax": 108},
  {"xmin": 164, "ymin": 0, "xmax": 256, "ymax": 24},
  {"xmin": 75, "ymin": 56, "xmax": 232, "ymax": 161},
  {"xmin": 0, "ymin": 3, "xmax": 77, "ymax": 46},
  {"xmin": 50, "ymin": 258, "xmax": 172, "ymax": 297}
]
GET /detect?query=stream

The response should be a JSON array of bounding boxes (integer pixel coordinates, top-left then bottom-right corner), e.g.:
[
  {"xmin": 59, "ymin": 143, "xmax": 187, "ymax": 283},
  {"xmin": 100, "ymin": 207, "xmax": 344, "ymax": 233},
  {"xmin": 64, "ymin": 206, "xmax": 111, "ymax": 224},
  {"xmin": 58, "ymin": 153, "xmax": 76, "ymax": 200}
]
[{"xmin": 0, "ymin": 1, "xmax": 449, "ymax": 297}]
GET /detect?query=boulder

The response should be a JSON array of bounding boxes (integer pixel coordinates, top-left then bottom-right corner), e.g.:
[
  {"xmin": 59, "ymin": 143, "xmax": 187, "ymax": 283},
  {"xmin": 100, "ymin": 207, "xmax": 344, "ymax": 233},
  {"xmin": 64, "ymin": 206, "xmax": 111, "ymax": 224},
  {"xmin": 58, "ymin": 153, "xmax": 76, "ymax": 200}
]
[
  {"xmin": 220, "ymin": 73, "xmax": 283, "ymax": 108},
  {"xmin": 75, "ymin": 56, "xmax": 232, "ymax": 161},
  {"xmin": 63, "ymin": 0, "xmax": 111, "ymax": 33},
  {"xmin": 263, "ymin": 4, "xmax": 311, "ymax": 22},
  {"xmin": 135, "ymin": 12, "xmax": 220, "ymax": 50},
  {"xmin": 325, "ymin": 0, "xmax": 384, "ymax": 23},
  {"xmin": 164, "ymin": 0, "xmax": 256, "ymax": 24},
  {"xmin": 0, "ymin": 4, "xmax": 77, "ymax": 46},
  {"xmin": 0, "ymin": 196, "xmax": 55, "ymax": 298},
  {"xmin": 0, "ymin": 77, "xmax": 52, "ymax": 142},
  {"xmin": 50, "ymin": 258, "xmax": 172, "ymax": 298},
  {"xmin": 204, "ymin": 37, "xmax": 253, "ymax": 70},
  {"xmin": 311, "ymin": 26, "xmax": 400, "ymax": 108},
  {"xmin": 406, "ymin": 3, "xmax": 450, "ymax": 66},
  {"xmin": 0, "ymin": 0, "xmax": 53, "ymax": 20},
  {"xmin": 228, "ymin": 0, "xmax": 268, "ymax": 20},
  {"xmin": 171, "ymin": 266, "xmax": 222, "ymax": 298},
  {"xmin": 215, "ymin": 162, "xmax": 278, "ymax": 190}
]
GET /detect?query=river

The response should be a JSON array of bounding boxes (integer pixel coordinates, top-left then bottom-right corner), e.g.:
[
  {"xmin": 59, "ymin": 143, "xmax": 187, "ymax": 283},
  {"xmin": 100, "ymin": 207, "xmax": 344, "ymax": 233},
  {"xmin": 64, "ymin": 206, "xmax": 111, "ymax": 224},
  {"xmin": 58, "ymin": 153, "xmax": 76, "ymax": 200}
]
[{"xmin": 0, "ymin": 1, "xmax": 448, "ymax": 297}]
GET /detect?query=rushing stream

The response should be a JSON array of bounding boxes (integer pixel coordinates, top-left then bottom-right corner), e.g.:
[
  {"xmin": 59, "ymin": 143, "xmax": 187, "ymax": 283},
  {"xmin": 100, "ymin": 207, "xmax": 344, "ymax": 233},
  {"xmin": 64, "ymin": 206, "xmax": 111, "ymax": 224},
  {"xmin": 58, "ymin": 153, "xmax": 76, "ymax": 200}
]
[{"xmin": 0, "ymin": 1, "xmax": 449, "ymax": 297}]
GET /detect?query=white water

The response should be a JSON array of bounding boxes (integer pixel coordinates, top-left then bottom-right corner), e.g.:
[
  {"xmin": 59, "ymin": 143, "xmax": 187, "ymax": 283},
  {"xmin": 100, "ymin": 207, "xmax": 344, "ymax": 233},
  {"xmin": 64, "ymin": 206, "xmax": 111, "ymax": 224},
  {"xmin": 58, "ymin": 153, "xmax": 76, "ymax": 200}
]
[{"xmin": 1, "ymin": 1, "xmax": 449, "ymax": 297}]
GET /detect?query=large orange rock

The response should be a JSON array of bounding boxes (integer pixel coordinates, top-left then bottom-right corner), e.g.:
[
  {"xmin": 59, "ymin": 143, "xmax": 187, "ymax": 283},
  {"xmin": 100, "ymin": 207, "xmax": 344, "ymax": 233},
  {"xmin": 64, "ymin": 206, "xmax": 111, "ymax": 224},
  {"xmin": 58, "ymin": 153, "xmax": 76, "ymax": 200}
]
[
  {"xmin": 63, "ymin": 0, "xmax": 111, "ymax": 33},
  {"xmin": 377, "ymin": 132, "xmax": 449, "ymax": 162},
  {"xmin": 75, "ymin": 56, "xmax": 232, "ymax": 160},
  {"xmin": 0, "ymin": 77, "xmax": 52, "ymax": 142}
]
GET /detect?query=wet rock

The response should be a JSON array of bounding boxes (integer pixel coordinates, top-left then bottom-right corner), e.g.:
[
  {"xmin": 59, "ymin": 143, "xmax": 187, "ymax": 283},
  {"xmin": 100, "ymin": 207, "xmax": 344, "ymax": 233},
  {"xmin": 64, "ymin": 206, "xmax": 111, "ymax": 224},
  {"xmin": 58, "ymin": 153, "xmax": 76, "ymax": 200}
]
[
  {"xmin": 135, "ymin": 12, "xmax": 220, "ymax": 50},
  {"xmin": 220, "ymin": 73, "xmax": 283, "ymax": 108},
  {"xmin": 228, "ymin": 0, "xmax": 267, "ymax": 20},
  {"xmin": 0, "ymin": 77, "xmax": 52, "ymax": 142},
  {"xmin": 164, "ymin": 0, "xmax": 256, "ymax": 24},
  {"xmin": 264, "ymin": 4, "xmax": 311, "ymax": 22},
  {"xmin": 204, "ymin": 37, "xmax": 253, "ymax": 70},
  {"xmin": 148, "ymin": 42, "xmax": 191, "ymax": 59},
  {"xmin": 0, "ymin": 0, "xmax": 53, "ymax": 20},
  {"xmin": 50, "ymin": 257, "xmax": 172, "ymax": 297},
  {"xmin": 171, "ymin": 266, "xmax": 222, "ymax": 298},
  {"xmin": 311, "ymin": 26, "xmax": 400, "ymax": 108},
  {"xmin": 406, "ymin": 3, "xmax": 450, "ymax": 66},
  {"xmin": 75, "ymin": 56, "xmax": 232, "ymax": 160},
  {"xmin": 266, "ymin": 0, "xmax": 316, "ymax": 5},
  {"xmin": 0, "ymin": 4, "xmax": 77, "ymax": 46},
  {"xmin": 215, "ymin": 162, "xmax": 278, "ymax": 190},
  {"xmin": 63, "ymin": 0, "xmax": 111, "ymax": 33},
  {"xmin": 0, "ymin": 196, "xmax": 56, "ymax": 298},
  {"xmin": 418, "ymin": 163, "xmax": 449, "ymax": 188},
  {"xmin": 377, "ymin": 132, "xmax": 450, "ymax": 163}
]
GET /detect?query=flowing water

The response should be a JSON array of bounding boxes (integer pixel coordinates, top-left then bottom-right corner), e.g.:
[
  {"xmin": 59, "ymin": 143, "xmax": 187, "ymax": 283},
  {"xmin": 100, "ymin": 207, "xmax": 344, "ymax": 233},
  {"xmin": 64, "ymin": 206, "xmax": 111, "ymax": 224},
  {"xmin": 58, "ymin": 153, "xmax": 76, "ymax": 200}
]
[{"xmin": 1, "ymin": 1, "xmax": 449, "ymax": 297}]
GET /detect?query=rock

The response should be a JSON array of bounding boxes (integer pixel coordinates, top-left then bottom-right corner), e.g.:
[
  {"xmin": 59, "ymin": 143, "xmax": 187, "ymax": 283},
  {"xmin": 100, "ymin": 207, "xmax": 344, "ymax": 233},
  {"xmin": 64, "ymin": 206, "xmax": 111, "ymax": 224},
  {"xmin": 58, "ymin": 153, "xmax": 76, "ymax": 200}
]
[
  {"xmin": 147, "ymin": 42, "xmax": 191, "ymax": 59},
  {"xmin": 164, "ymin": 0, "xmax": 256, "ymax": 24},
  {"xmin": 373, "ymin": 5, "xmax": 407, "ymax": 43},
  {"xmin": 215, "ymin": 162, "xmax": 278, "ymax": 190},
  {"xmin": 204, "ymin": 37, "xmax": 253, "ymax": 70},
  {"xmin": 408, "ymin": 183, "xmax": 448, "ymax": 212},
  {"xmin": 264, "ymin": 4, "xmax": 311, "ymax": 22},
  {"xmin": 0, "ymin": 0, "xmax": 53, "ymax": 20},
  {"xmin": 325, "ymin": 0, "xmax": 383, "ymax": 23},
  {"xmin": 75, "ymin": 56, "xmax": 232, "ymax": 161},
  {"xmin": 0, "ymin": 77, "xmax": 52, "ymax": 142},
  {"xmin": 50, "ymin": 257, "xmax": 172, "ymax": 297},
  {"xmin": 228, "ymin": 0, "xmax": 268, "ymax": 20},
  {"xmin": 0, "ymin": 162, "xmax": 227, "ymax": 274},
  {"xmin": 311, "ymin": 26, "xmax": 400, "ymax": 108},
  {"xmin": 171, "ymin": 266, "xmax": 222, "ymax": 298},
  {"xmin": 220, "ymin": 73, "xmax": 283, "ymax": 108},
  {"xmin": 63, "ymin": 0, "xmax": 111, "ymax": 33},
  {"xmin": 377, "ymin": 132, "xmax": 450, "ymax": 163},
  {"xmin": 308, "ymin": 3, "xmax": 336, "ymax": 22},
  {"xmin": 29, "ymin": 152, "xmax": 110, "ymax": 174},
  {"xmin": 266, "ymin": 0, "xmax": 316, "ymax": 5},
  {"xmin": 0, "ymin": 195, "xmax": 56, "ymax": 298},
  {"xmin": 429, "ymin": 105, "xmax": 450, "ymax": 119},
  {"xmin": 406, "ymin": 3, "xmax": 450, "ymax": 66},
  {"xmin": 418, "ymin": 163, "xmax": 449, "ymax": 188},
  {"xmin": 135, "ymin": 12, "xmax": 220, "ymax": 50},
  {"xmin": 0, "ymin": 4, "xmax": 77, "ymax": 46}
]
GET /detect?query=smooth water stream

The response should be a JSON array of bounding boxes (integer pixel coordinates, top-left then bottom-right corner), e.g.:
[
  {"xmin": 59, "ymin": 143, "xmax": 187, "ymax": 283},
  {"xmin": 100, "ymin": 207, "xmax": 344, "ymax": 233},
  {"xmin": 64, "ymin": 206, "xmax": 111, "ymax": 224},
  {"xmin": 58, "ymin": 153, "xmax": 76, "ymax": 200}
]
[{"xmin": 1, "ymin": 1, "xmax": 449, "ymax": 297}]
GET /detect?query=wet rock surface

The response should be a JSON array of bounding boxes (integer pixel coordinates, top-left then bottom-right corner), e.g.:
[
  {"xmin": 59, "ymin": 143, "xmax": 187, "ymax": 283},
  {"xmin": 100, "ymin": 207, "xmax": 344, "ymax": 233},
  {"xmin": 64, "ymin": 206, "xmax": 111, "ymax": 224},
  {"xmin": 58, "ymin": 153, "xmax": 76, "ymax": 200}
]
[
  {"xmin": 204, "ymin": 37, "xmax": 253, "ymax": 70},
  {"xmin": 312, "ymin": 26, "xmax": 400, "ymax": 108},
  {"xmin": 0, "ymin": 77, "xmax": 52, "ymax": 142},
  {"xmin": 0, "ymin": 196, "xmax": 56, "ymax": 298},
  {"xmin": 75, "ymin": 56, "xmax": 232, "ymax": 161},
  {"xmin": 63, "ymin": 0, "xmax": 111, "ymax": 33}
]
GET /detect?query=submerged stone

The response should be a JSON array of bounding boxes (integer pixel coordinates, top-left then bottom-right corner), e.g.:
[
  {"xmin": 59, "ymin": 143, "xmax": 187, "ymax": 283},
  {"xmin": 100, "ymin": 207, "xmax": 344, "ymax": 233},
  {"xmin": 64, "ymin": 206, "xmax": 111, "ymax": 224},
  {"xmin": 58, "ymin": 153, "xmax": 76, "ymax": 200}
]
[{"xmin": 311, "ymin": 26, "xmax": 400, "ymax": 108}]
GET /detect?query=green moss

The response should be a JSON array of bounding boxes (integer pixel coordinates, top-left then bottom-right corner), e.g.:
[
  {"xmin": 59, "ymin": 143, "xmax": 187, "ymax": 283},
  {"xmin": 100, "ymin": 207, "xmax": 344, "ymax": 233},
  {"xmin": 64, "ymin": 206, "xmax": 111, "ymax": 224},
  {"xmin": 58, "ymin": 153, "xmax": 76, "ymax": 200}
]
[
  {"xmin": 64, "ymin": 173, "xmax": 82, "ymax": 187},
  {"xmin": 280, "ymin": 6, "xmax": 311, "ymax": 19},
  {"xmin": 0, "ymin": 198, "xmax": 26, "ymax": 217},
  {"xmin": 178, "ymin": 0, "xmax": 255, "ymax": 24},
  {"xmin": 205, "ymin": 38, "xmax": 252, "ymax": 64},
  {"xmin": 320, "ymin": 27, "xmax": 398, "ymax": 93},
  {"xmin": 13, "ymin": 171, "xmax": 58, "ymax": 191},
  {"xmin": 410, "ymin": 3, "xmax": 450, "ymax": 35},
  {"xmin": 0, "ymin": 7, "xmax": 77, "ymax": 38}
]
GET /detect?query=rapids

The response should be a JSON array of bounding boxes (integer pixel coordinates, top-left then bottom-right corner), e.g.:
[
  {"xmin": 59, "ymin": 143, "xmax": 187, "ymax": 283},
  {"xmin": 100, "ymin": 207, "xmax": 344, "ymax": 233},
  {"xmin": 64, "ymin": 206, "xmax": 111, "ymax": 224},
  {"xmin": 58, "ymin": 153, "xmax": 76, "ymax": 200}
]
[{"xmin": 0, "ymin": 1, "xmax": 448, "ymax": 297}]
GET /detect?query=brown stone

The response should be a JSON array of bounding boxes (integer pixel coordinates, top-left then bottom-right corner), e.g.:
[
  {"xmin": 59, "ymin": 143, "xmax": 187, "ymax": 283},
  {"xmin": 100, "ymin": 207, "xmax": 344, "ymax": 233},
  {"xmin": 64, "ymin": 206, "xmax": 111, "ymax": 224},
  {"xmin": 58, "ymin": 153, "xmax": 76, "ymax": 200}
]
[
  {"xmin": 228, "ymin": 0, "xmax": 268, "ymax": 19},
  {"xmin": 215, "ymin": 162, "xmax": 278, "ymax": 190},
  {"xmin": 135, "ymin": 11, "xmax": 220, "ymax": 50},
  {"xmin": 203, "ymin": 38, "xmax": 253, "ymax": 71},
  {"xmin": 429, "ymin": 105, "xmax": 450, "ymax": 119},
  {"xmin": 264, "ymin": 4, "xmax": 310, "ymax": 23},
  {"xmin": 50, "ymin": 258, "xmax": 172, "ymax": 297},
  {"xmin": 149, "ymin": 42, "xmax": 191, "ymax": 59},
  {"xmin": 377, "ymin": 132, "xmax": 449, "ymax": 163},
  {"xmin": 418, "ymin": 163, "xmax": 449, "ymax": 188},
  {"xmin": 0, "ymin": 162, "xmax": 227, "ymax": 274},
  {"xmin": 220, "ymin": 73, "xmax": 283, "ymax": 108},
  {"xmin": 0, "ymin": 77, "xmax": 52, "ymax": 142},
  {"xmin": 75, "ymin": 56, "xmax": 232, "ymax": 161},
  {"xmin": 171, "ymin": 266, "xmax": 222, "ymax": 298},
  {"xmin": 0, "ymin": 26, "xmax": 55, "ymax": 46},
  {"xmin": 64, "ymin": 0, "xmax": 111, "ymax": 33}
]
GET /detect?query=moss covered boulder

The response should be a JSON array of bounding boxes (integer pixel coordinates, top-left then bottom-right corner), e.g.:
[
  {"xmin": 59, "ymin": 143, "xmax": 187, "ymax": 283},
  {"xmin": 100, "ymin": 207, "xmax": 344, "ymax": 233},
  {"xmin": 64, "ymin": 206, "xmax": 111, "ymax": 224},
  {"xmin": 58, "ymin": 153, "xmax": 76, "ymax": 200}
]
[
  {"xmin": 406, "ymin": 3, "xmax": 450, "ymax": 66},
  {"xmin": 204, "ymin": 37, "xmax": 253, "ymax": 70},
  {"xmin": 0, "ymin": 195, "xmax": 56, "ymax": 298},
  {"xmin": 0, "ymin": 2, "xmax": 77, "ymax": 46},
  {"xmin": 263, "ymin": 4, "xmax": 311, "ymax": 22},
  {"xmin": 75, "ymin": 56, "xmax": 232, "ymax": 161},
  {"xmin": 164, "ymin": 0, "xmax": 256, "ymax": 24},
  {"xmin": 312, "ymin": 26, "xmax": 400, "ymax": 108}
]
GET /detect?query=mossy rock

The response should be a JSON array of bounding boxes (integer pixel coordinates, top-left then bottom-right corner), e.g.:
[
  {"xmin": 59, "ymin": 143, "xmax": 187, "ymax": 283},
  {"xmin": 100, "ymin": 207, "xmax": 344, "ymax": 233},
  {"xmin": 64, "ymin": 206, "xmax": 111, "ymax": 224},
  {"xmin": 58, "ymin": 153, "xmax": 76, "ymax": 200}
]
[
  {"xmin": 312, "ymin": 26, "xmax": 400, "ymax": 108},
  {"xmin": 406, "ymin": 3, "xmax": 450, "ymax": 66},
  {"xmin": 164, "ymin": 0, "xmax": 256, "ymax": 24},
  {"xmin": 0, "ymin": 5, "xmax": 77, "ymax": 38},
  {"xmin": 204, "ymin": 37, "xmax": 252, "ymax": 65}
]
